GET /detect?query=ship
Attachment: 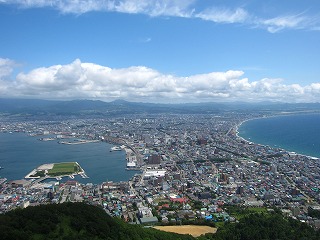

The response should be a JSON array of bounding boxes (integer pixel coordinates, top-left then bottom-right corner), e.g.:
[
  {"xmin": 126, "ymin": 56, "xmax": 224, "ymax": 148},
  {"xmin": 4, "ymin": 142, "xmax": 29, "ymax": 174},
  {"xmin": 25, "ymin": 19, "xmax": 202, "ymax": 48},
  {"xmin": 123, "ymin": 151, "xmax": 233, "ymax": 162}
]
[
  {"xmin": 110, "ymin": 146, "xmax": 122, "ymax": 152},
  {"xmin": 39, "ymin": 137, "xmax": 56, "ymax": 141}
]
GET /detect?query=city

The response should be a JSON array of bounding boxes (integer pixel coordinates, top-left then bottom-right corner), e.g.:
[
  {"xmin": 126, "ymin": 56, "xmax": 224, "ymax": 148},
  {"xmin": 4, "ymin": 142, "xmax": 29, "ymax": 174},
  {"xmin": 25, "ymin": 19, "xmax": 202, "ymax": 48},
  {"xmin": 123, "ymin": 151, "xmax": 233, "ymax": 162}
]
[
  {"xmin": 1, "ymin": 112, "xmax": 319, "ymax": 229},
  {"xmin": 1, "ymin": 1, "xmax": 320, "ymax": 238}
]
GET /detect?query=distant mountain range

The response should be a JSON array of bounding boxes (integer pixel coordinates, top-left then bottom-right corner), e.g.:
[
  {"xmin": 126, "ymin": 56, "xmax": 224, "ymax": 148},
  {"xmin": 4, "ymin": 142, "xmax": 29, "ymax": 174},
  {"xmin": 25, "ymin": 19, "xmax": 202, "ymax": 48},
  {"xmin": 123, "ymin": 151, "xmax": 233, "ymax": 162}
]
[{"xmin": 0, "ymin": 98, "xmax": 319, "ymax": 117}]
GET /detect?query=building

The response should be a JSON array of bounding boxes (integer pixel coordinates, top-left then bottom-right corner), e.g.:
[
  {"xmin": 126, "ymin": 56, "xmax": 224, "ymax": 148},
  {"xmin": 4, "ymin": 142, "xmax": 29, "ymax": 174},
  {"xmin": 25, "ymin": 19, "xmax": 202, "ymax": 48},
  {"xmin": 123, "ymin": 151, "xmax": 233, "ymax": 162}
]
[
  {"xmin": 147, "ymin": 154, "xmax": 161, "ymax": 165},
  {"xmin": 10, "ymin": 179, "xmax": 31, "ymax": 188}
]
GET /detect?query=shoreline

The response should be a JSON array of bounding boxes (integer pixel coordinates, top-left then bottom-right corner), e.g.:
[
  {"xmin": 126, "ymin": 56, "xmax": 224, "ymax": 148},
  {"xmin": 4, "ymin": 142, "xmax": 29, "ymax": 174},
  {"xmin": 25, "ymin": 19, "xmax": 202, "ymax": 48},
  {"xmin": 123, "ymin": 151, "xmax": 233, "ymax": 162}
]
[
  {"xmin": 0, "ymin": 132, "xmax": 136, "ymax": 183},
  {"xmin": 235, "ymin": 113, "xmax": 320, "ymax": 160},
  {"xmin": 58, "ymin": 140, "xmax": 100, "ymax": 145}
]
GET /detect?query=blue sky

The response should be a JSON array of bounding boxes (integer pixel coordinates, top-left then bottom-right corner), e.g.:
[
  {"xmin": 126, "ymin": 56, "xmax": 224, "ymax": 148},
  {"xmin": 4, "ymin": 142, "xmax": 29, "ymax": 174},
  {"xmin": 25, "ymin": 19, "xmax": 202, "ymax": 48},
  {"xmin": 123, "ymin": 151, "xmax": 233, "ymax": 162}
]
[{"xmin": 0, "ymin": 0, "xmax": 320, "ymax": 103}]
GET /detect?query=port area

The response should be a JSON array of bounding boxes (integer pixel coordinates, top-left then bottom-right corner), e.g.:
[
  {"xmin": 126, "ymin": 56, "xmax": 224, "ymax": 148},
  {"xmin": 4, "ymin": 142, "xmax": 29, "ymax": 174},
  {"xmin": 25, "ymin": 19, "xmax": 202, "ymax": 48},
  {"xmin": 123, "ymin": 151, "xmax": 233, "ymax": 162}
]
[
  {"xmin": 58, "ymin": 139, "xmax": 100, "ymax": 145},
  {"xmin": 25, "ymin": 162, "xmax": 88, "ymax": 181},
  {"xmin": 110, "ymin": 145, "xmax": 123, "ymax": 151}
]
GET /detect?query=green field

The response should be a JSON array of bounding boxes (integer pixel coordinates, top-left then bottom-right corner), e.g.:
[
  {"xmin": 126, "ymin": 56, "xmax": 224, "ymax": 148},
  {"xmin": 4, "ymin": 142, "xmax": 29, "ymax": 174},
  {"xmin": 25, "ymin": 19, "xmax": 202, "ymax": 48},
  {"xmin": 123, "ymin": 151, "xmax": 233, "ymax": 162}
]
[{"xmin": 47, "ymin": 162, "xmax": 80, "ymax": 176}]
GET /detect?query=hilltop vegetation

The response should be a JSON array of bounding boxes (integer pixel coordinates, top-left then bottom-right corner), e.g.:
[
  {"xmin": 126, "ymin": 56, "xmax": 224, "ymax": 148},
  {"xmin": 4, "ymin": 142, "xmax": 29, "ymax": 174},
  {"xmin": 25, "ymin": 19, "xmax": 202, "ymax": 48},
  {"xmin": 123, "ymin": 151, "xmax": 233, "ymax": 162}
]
[
  {"xmin": 0, "ymin": 203, "xmax": 319, "ymax": 240},
  {"xmin": 207, "ymin": 209, "xmax": 320, "ymax": 240},
  {"xmin": 0, "ymin": 203, "xmax": 193, "ymax": 240}
]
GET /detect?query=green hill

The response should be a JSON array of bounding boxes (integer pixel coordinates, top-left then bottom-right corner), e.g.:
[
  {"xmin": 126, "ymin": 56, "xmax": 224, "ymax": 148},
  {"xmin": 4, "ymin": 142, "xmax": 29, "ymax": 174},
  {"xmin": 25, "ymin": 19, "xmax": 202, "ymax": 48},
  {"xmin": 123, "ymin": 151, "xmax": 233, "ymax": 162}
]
[
  {"xmin": 0, "ymin": 203, "xmax": 193, "ymax": 240},
  {"xmin": 208, "ymin": 211, "xmax": 320, "ymax": 240},
  {"xmin": 1, "ymin": 203, "xmax": 319, "ymax": 240}
]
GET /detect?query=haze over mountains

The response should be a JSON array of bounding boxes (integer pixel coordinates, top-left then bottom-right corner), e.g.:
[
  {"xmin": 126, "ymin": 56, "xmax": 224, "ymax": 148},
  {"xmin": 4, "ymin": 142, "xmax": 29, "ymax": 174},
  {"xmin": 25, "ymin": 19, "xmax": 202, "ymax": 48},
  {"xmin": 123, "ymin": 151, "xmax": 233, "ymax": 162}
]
[{"xmin": 0, "ymin": 98, "xmax": 319, "ymax": 117}]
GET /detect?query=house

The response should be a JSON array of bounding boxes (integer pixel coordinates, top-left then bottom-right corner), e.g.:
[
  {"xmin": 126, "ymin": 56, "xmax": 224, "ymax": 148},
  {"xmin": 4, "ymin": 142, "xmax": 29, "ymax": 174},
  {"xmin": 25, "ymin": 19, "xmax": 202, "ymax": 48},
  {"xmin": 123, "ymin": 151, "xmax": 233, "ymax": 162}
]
[{"xmin": 139, "ymin": 216, "xmax": 158, "ymax": 224}]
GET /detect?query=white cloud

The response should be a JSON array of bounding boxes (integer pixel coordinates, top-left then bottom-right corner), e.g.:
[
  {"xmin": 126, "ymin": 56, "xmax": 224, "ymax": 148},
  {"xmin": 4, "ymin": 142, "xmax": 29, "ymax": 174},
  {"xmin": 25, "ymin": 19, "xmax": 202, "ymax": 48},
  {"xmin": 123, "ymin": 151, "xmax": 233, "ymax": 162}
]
[
  {"xmin": 112, "ymin": 0, "xmax": 196, "ymax": 17},
  {"xmin": 1, "ymin": 0, "xmax": 196, "ymax": 16},
  {"xmin": 261, "ymin": 14, "xmax": 308, "ymax": 33},
  {"xmin": 0, "ymin": 57, "xmax": 16, "ymax": 79},
  {"xmin": 196, "ymin": 7, "xmax": 249, "ymax": 24},
  {"xmin": 0, "ymin": 58, "xmax": 320, "ymax": 103},
  {"xmin": 2, "ymin": 0, "xmax": 320, "ymax": 32},
  {"xmin": 0, "ymin": 58, "xmax": 16, "ymax": 95}
]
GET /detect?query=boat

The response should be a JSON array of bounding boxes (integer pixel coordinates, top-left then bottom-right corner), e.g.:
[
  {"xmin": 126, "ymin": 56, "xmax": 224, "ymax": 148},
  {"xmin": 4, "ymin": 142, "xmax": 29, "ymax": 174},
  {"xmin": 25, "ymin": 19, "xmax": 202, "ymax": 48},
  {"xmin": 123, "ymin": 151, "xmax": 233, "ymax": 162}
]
[
  {"xmin": 110, "ymin": 146, "xmax": 122, "ymax": 152},
  {"xmin": 80, "ymin": 173, "xmax": 89, "ymax": 178},
  {"xmin": 38, "ymin": 137, "xmax": 55, "ymax": 141}
]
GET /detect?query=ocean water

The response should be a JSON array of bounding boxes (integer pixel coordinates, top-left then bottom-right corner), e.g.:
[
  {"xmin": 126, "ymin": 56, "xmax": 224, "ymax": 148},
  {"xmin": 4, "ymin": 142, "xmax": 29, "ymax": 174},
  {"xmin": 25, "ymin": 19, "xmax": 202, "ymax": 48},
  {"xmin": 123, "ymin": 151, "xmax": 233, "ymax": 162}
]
[
  {"xmin": 0, "ymin": 133, "xmax": 138, "ymax": 183},
  {"xmin": 238, "ymin": 113, "xmax": 320, "ymax": 158}
]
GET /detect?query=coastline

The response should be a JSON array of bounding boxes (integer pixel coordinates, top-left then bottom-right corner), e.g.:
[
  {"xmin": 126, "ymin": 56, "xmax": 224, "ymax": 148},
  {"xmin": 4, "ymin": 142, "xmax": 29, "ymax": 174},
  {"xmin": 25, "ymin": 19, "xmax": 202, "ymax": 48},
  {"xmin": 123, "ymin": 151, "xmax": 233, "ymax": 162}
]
[
  {"xmin": 234, "ymin": 116, "xmax": 264, "ymax": 145},
  {"xmin": 58, "ymin": 140, "xmax": 100, "ymax": 145},
  {"xmin": 0, "ymin": 132, "xmax": 136, "ymax": 183},
  {"xmin": 235, "ymin": 113, "xmax": 320, "ymax": 160}
]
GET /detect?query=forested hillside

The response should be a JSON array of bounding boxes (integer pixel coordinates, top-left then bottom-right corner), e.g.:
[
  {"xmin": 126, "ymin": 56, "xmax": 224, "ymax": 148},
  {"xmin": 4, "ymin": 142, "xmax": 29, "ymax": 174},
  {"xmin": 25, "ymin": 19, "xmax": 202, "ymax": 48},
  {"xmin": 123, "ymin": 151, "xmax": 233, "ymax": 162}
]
[
  {"xmin": 0, "ymin": 203, "xmax": 193, "ymax": 240},
  {"xmin": 1, "ymin": 203, "xmax": 319, "ymax": 240}
]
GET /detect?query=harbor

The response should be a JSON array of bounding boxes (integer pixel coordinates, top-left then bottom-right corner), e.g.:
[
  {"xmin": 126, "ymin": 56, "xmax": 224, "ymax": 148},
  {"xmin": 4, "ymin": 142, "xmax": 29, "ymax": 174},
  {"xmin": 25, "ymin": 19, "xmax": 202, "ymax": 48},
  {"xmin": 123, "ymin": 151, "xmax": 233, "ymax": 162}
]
[{"xmin": 0, "ymin": 132, "xmax": 137, "ymax": 184}]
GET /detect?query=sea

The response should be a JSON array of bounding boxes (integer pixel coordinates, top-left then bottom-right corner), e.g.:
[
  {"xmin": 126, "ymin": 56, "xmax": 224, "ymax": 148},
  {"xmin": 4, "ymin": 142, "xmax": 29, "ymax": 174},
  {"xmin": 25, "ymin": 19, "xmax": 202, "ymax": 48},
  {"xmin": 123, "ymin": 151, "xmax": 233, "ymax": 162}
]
[
  {"xmin": 238, "ymin": 113, "xmax": 320, "ymax": 158},
  {"xmin": 0, "ymin": 133, "xmax": 139, "ymax": 183}
]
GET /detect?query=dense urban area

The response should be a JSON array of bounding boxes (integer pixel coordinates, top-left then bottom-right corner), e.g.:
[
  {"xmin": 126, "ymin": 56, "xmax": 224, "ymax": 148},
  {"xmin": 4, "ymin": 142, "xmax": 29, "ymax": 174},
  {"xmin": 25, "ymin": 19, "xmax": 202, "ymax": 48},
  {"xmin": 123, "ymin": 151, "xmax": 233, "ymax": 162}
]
[{"xmin": 1, "ymin": 111, "xmax": 320, "ymax": 231}]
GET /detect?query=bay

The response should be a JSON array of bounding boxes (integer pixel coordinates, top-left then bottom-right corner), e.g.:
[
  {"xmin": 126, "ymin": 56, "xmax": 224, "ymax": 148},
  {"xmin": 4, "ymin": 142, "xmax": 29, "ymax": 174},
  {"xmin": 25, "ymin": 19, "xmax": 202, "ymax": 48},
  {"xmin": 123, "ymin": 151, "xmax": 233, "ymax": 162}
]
[
  {"xmin": 238, "ymin": 113, "xmax": 320, "ymax": 158},
  {"xmin": 0, "ymin": 133, "xmax": 138, "ymax": 183}
]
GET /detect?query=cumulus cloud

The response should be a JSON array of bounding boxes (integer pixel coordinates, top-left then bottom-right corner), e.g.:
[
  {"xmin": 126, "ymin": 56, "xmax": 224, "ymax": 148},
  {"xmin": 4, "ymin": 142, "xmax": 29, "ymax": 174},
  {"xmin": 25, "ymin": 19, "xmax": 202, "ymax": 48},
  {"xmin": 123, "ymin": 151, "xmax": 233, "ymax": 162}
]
[
  {"xmin": 2, "ymin": 0, "xmax": 320, "ymax": 32},
  {"xmin": 1, "ymin": 58, "xmax": 320, "ymax": 103}
]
